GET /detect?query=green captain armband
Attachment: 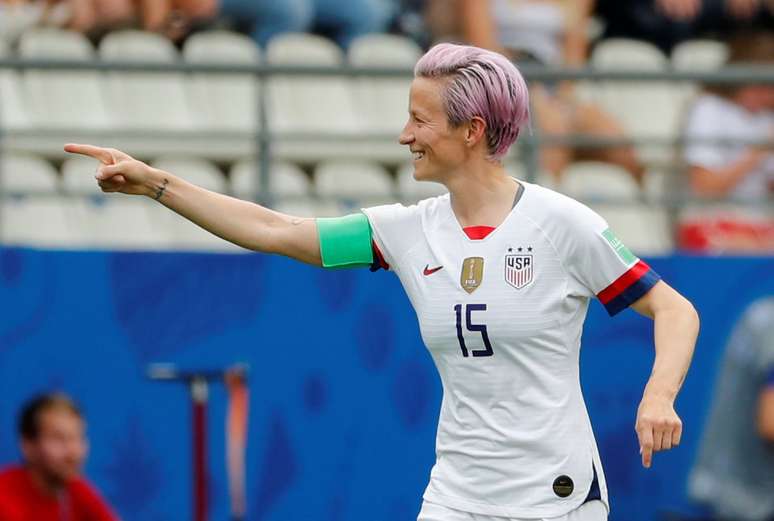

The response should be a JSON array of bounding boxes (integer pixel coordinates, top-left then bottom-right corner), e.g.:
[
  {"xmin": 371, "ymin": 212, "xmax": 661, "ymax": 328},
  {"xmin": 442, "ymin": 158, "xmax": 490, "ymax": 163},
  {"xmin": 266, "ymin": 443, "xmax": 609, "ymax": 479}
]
[{"xmin": 316, "ymin": 213, "xmax": 374, "ymax": 269}]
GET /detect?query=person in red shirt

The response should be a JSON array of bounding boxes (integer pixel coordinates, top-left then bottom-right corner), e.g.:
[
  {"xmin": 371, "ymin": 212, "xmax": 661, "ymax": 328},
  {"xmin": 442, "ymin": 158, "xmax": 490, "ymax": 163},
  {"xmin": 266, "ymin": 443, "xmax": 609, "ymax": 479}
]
[{"xmin": 0, "ymin": 393, "xmax": 118, "ymax": 521}]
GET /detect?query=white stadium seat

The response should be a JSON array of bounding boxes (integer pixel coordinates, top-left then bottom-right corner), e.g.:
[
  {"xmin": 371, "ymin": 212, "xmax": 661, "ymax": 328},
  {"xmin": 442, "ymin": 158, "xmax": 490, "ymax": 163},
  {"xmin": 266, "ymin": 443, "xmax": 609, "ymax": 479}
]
[
  {"xmin": 66, "ymin": 198, "xmax": 169, "ymax": 250},
  {"xmin": 1, "ymin": 198, "xmax": 80, "ymax": 247},
  {"xmin": 315, "ymin": 160, "xmax": 394, "ymax": 211},
  {"xmin": 99, "ymin": 30, "xmax": 193, "ymax": 131},
  {"xmin": 1, "ymin": 153, "xmax": 59, "ymax": 192},
  {"xmin": 670, "ymin": 39, "xmax": 730, "ymax": 110},
  {"xmin": 0, "ymin": 38, "xmax": 30, "ymax": 131},
  {"xmin": 588, "ymin": 39, "xmax": 683, "ymax": 164},
  {"xmin": 61, "ymin": 156, "xmax": 103, "ymax": 192},
  {"xmin": 348, "ymin": 34, "xmax": 420, "ymax": 161},
  {"xmin": 230, "ymin": 160, "xmax": 310, "ymax": 200},
  {"xmin": 19, "ymin": 28, "xmax": 110, "ymax": 130},
  {"xmin": 558, "ymin": 161, "xmax": 641, "ymax": 201},
  {"xmin": 183, "ymin": 30, "xmax": 260, "ymax": 132},
  {"xmin": 591, "ymin": 204, "xmax": 674, "ymax": 256},
  {"xmin": 143, "ymin": 199, "xmax": 237, "ymax": 251},
  {"xmin": 671, "ymin": 39, "xmax": 728, "ymax": 71},
  {"xmin": 396, "ymin": 162, "xmax": 446, "ymax": 203},
  {"xmin": 150, "ymin": 157, "xmax": 227, "ymax": 193},
  {"xmin": 273, "ymin": 199, "xmax": 337, "ymax": 218},
  {"xmin": 266, "ymin": 33, "xmax": 361, "ymax": 161}
]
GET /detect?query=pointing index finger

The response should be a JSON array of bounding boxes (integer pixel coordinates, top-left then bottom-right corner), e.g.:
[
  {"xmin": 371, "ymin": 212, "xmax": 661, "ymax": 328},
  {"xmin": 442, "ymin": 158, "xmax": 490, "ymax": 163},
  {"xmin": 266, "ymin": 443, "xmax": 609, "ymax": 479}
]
[{"xmin": 64, "ymin": 143, "xmax": 114, "ymax": 164}]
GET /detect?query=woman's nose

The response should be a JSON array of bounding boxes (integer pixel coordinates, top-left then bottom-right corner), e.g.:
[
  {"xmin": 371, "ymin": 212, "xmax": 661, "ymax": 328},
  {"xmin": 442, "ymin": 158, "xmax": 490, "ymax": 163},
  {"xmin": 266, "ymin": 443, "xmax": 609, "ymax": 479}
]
[{"xmin": 399, "ymin": 125, "xmax": 414, "ymax": 145}]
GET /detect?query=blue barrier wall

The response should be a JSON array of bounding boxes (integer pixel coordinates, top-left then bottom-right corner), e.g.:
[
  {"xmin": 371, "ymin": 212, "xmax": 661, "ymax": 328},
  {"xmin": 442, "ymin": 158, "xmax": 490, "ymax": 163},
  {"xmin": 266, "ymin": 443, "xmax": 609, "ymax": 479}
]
[{"xmin": 0, "ymin": 247, "xmax": 772, "ymax": 521}]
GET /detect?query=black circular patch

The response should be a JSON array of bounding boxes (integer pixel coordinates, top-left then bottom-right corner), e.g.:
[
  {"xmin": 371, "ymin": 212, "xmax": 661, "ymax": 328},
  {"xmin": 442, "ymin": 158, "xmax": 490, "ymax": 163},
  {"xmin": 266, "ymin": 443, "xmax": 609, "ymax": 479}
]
[{"xmin": 552, "ymin": 475, "xmax": 574, "ymax": 498}]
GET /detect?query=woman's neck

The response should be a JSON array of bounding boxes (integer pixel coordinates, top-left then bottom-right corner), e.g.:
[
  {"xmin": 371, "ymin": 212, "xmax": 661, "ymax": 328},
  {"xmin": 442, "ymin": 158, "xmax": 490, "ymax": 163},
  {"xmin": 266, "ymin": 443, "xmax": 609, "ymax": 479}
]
[{"xmin": 445, "ymin": 161, "xmax": 520, "ymax": 228}]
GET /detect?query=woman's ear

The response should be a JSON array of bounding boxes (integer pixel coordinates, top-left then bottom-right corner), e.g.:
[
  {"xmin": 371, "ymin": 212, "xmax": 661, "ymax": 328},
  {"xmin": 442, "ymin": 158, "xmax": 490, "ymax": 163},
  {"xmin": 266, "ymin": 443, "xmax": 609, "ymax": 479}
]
[{"xmin": 466, "ymin": 116, "xmax": 487, "ymax": 146}]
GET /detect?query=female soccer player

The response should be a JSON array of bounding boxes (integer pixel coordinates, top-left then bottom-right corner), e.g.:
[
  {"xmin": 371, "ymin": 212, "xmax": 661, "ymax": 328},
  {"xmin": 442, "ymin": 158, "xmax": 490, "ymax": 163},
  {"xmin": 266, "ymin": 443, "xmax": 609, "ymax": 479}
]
[{"xmin": 65, "ymin": 43, "xmax": 699, "ymax": 521}]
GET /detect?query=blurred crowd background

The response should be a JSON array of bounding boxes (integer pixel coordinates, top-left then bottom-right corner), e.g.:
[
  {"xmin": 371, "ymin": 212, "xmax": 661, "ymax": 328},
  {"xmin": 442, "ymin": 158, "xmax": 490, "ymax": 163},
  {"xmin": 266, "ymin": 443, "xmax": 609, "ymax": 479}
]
[
  {"xmin": 0, "ymin": 1, "xmax": 773, "ymax": 521},
  {"xmin": 0, "ymin": 0, "xmax": 772, "ymax": 253}
]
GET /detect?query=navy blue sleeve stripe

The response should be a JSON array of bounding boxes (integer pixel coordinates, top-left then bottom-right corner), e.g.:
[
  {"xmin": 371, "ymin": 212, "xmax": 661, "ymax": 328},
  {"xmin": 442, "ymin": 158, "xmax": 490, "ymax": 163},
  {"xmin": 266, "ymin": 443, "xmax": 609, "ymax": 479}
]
[{"xmin": 603, "ymin": 268, "xmax": 661, "ymax": 317}]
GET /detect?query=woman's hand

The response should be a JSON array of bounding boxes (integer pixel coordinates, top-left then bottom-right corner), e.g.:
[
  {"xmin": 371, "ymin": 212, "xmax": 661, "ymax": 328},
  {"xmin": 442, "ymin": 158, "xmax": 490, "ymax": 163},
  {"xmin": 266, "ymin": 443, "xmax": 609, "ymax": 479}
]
[
  {"xmin": 64, "ymin": 143, "xmax": 156, "ymax": 197},
  {"xmin": 635, "ymin": 393, "xmax": 683, "ymax": 468}
]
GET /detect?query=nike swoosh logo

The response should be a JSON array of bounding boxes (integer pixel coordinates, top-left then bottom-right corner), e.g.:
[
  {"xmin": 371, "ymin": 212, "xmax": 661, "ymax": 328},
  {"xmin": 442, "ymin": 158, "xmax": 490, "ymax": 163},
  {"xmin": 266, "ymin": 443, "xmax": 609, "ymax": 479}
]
[{"xmin": 423, "ymin": 265, "xmax": 443, "ymax": 276}]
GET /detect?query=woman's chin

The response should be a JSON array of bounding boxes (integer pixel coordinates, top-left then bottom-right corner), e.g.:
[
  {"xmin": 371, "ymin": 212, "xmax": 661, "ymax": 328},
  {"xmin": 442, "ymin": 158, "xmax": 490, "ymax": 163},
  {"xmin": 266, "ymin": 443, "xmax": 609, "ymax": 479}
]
[{"xmin": 412, "ymin": 167, "xmax": 434, "ymax": 182}]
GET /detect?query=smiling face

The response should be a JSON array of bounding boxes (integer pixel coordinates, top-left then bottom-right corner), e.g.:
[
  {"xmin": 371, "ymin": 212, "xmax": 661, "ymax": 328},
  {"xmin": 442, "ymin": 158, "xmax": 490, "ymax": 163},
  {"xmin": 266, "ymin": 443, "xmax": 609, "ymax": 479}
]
[{"xmin": 399, "ymin": 77, "xmax": 471, "ymax": 182}]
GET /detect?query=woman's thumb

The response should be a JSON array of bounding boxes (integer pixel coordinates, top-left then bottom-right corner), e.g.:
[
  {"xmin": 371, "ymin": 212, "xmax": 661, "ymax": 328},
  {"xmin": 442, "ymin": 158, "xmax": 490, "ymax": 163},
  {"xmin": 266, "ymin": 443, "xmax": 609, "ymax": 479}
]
[{"xmin": 97, "ymin": 161, "xmax": 128, "ymax": 180}]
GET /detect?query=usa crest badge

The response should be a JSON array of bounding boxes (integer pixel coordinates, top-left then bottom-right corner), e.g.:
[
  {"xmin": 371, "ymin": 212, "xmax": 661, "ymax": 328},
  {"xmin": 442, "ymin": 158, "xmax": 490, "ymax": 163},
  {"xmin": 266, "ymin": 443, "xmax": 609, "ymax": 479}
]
[{"xmin": 505, "ymin": 250, "xmax": 533, "ymax": 289}]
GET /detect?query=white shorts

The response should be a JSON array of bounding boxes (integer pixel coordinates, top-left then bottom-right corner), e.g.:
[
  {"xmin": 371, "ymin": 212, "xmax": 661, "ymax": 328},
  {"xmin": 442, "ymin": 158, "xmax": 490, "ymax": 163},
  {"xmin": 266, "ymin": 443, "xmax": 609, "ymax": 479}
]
[{"xmin": 417, "ymin": 500, "xmax": 608, "ymax": 521}]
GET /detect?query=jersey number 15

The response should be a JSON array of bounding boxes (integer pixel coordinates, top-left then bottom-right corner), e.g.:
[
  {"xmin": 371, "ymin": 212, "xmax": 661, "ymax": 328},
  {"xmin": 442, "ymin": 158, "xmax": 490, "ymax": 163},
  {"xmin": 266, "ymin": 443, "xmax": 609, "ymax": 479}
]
[{"xmin": 454, "ymin": 304, "xmax": 493, "ymax": 357}]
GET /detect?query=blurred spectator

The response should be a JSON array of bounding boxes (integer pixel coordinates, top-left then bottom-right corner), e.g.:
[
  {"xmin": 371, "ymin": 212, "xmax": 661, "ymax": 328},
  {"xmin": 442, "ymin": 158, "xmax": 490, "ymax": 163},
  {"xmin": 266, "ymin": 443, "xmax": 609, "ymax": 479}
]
[
  {"xmin": 682, "ymin": 31, "xmax": 773, "ymax": 203},
  {"xmin": 2, "ymin": 0, "xmax": 396, "ymax": 47},
  {"xmin": 688, "ymin": 296, "xmax": 774, "ymax": 521},
  {"xmin": 211, "ymin": 0, "xmax": 395, "ymax": 48},
  {"xmin": 0, "ymin": 393, "xmax": 118, "ymax": 521},
  {"xmin": 678, "ymin": 31, "xmax": 773, "ymax": 253},
  {"xmin": 596, "ymin": 0, "xmax": 773, "ymax": 53},
  {"xmin": 436, "ymin": 0, "xmax": 644, "ymax": 183}
]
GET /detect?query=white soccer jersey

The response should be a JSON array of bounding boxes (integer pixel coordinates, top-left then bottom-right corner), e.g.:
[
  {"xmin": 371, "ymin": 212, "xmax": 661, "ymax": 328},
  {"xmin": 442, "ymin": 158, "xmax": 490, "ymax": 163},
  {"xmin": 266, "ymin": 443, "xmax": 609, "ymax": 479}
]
[{"xmin": 362, "ymin": 181, "xmax": 660, "ymax": 518}]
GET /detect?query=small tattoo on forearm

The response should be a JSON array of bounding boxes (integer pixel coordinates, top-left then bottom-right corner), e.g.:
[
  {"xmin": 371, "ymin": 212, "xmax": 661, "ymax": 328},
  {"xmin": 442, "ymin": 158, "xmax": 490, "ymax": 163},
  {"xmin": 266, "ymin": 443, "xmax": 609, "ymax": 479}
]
[{"xmin": 154, "ymin": 178, "xmax": 169, "ymax": 201}]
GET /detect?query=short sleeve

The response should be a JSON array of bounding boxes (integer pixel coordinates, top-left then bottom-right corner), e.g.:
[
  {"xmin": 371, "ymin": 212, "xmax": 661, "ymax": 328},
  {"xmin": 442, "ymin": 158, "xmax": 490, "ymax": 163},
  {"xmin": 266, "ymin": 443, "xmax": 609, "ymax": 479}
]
[
  {"xmin": 562, "ymin": 203, "xmax": 660, "ymax": 316},
  {"xmin": 361, "ymin": 203, "xmax": 422, "ymax": 273},
  {"xmin": 683, "ymin": 95, "xmax": 734, "ymax": 169}
]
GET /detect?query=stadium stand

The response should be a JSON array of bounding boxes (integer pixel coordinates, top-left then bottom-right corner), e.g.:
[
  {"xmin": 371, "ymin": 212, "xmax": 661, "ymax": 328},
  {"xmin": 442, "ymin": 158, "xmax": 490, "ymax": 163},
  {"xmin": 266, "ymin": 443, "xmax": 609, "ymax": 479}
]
[
  {"xmin": 266, "ymin": 33, "xmax": 362, "ymax": 162},
  {"xmin": 314, "ymin": 159, "xmax": 394, "ymax": 213},
  {"xmin": 0, "ymin": 153, "xmax": 74, "ymax": 247},
  {"xmin": 586, "ymin": 38, "xmax": 685, "ymax": 165},
  {"xmin": 19, "ymin": 28, "xmax": 110, "ymax": 131},
  {"xmin": 558, "ymin": 161, "xmax": 642, "ymax": 201},
  {"xmin": 183, "ymin": 30, "xmax": 261, "ymax": 133},
  {"xmin": 396, "ymin": 162, "xmax": 447, "ymax": 204},
  {"xmin": 0, "ymin": 38, "xmax": 30, "ymax": 131},
  {"xmin": 230, "ymin": 159, "xmax": 311, "ymax": 201}
]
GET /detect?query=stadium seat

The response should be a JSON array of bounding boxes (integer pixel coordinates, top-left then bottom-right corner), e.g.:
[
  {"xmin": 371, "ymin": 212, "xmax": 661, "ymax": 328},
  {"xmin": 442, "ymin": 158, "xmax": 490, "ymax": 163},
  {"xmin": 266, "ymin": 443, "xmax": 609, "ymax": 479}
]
[
  {"xmin": 183, "ymin": 30, "xmax": 260, "ymax": 132},
  {"xmin": 61, "ymin": 156, "xmax": 102, "ymax": 193},
  {"xmin": 67, "ymin": 198, "xmax": 170, "ymax": 250},
  {"xmin": 314, "ymin": 160, "xmax": 394, "ymax": 211},
  {"xmin": 670, "ymin": 39, "xmax": 729, "ymax": 111},
  {"xmin": 591, "ymin": 204, "xmax": 674, "ymax": 255},
  {"xmin": 1, "ymin": 198, "xmax": 80, "ymax": 247},
  {"xmin": 150, "ymin": 157, "xmax": 227, "ymax": 193},
  {"xmin": 265, "ymin": 33, "xmax": 361, "ymax": 161},
  {"xmin": 273, "ymin": 199, "xmax": 338, "ymax": 218},
  {"xmin": 0, "ymin": 153, "xmax": 59, "ymax": 192},
  {"xmin": 671, "ymin": 40, "xmax": 728, "ymax": 70},
  {"xmin": 0, "ymin": 38, "xmax": 30, "ymax": 131},
  {"xmin": 19, "ymin": 28, "xmax": 110, "ymax": 130},
  {"xmin": 396, "ymin": 162, "xmax": 446, "ymax": 203},
  {"xmin": 99, "ymin": 31, "xmax": 193, "ymax": 131},
  {"xmin": 348, "ymin": 34, "xmax": 420, "ymax": 161},
  {"xmin": 143, "ymin": 199, "xmax": 238, "ymax": 251},
  {"xmin": 588, "ymin": 39, "xmax": 683, "ymax": 164},
  {"xmin": 230, "ymin": 160, "xmax": 310, "ymax": 200},
  {"xmin": 558, "ymin": 161, "xmax": 641, "ymax": 201}
]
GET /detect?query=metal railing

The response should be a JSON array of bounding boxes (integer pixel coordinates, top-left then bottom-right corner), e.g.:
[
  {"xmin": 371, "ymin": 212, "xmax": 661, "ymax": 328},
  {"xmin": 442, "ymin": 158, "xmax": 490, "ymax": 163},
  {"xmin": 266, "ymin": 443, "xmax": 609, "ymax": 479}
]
[{"xmin": 1, "ymin": 59, "xmax": 772, "ymax": 212}]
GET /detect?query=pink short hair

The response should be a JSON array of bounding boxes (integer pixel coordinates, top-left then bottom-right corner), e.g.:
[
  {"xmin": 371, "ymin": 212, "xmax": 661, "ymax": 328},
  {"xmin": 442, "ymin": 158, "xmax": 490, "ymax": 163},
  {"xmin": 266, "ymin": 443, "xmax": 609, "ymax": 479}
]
[{"xmin": 414, "ymin": 43, "xmax": 530, "ymax": 160}]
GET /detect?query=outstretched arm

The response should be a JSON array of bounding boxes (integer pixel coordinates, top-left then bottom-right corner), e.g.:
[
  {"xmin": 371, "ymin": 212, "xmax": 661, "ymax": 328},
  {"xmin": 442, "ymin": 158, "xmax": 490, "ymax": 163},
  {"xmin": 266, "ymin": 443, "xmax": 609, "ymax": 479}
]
[
  {"xmin": 631, "ymin": 280, "xmax": 700, "ymax": 468},
  {"xmin": 64, "ymin": 143, "xmax": 322, "ymax": 265}
]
